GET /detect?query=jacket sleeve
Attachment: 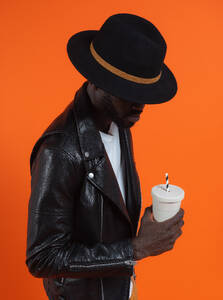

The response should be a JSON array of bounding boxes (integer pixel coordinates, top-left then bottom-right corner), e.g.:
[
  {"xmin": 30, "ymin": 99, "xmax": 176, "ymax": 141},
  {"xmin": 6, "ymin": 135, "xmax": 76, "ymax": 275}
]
[{"xmin": 25, "ymin": 144, "xmax": 136, "ymax": 279}]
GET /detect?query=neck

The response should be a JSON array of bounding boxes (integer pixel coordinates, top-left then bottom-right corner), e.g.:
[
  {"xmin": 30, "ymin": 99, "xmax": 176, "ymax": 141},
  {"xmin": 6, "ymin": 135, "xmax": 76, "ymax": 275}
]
[
  {"xmin": 86, "ymin": 83, "xmax": 112, "ymax": 133},
  {"xmin": 92, "ymin": 108, "xmax": 111, "ymax": 133}
]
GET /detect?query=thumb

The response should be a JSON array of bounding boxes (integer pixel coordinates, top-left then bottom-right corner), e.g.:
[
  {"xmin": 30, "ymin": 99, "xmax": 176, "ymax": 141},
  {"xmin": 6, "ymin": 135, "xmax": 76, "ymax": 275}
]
[
  {"xmin": 142, "ymin": 205, "xmax": 153, "ymax": 220},
  {"xmin": 143, "ymin": 205, "xmax": 152, "ymax": 218}
]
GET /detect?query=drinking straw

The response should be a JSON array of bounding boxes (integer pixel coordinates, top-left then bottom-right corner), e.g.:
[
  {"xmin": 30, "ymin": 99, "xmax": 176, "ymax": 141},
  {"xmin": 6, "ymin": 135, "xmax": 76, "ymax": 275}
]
[{"xmin": 165, "ymin": 173, "xmax": 170, "ymax": 192}]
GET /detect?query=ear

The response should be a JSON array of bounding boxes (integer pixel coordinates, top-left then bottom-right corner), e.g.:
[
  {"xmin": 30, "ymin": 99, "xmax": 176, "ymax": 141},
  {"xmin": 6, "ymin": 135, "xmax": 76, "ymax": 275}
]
[{"xmin": 88, "ymin": 81, "xmax": 98, "ymax": 90}]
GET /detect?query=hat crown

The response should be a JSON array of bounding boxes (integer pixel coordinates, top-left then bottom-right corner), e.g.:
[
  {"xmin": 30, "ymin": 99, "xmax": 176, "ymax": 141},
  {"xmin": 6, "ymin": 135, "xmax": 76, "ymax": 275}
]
[{"xmin": 92, "ymin": 13, "xmax": 167, "ymax": 78}]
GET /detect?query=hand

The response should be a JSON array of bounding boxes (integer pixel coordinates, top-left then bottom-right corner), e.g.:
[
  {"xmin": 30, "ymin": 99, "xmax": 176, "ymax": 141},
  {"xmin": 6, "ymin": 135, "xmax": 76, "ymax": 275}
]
[{"xmin": 132, "ymin": 205, "xmax": 185, "ymax": 260}]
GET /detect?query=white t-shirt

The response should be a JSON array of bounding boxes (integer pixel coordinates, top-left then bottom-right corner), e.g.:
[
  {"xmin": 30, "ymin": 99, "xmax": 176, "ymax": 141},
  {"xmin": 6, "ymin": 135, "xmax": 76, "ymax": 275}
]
[{"xmin": 99, "ymin": 121, "xmax": 133, "ymax": 299}]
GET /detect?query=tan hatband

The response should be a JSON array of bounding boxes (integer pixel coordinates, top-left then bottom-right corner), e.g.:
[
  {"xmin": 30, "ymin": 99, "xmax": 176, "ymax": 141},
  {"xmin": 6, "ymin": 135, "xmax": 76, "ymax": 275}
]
[{"xmin": 90, "ymin": 42, "xmax": 162, "ymax": 84}]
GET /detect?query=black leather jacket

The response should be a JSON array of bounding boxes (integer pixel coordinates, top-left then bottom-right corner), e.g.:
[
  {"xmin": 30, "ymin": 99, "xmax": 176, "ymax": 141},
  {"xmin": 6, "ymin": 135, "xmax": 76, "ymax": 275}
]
[{"xmin": 25, "ymin": 81, "xmax": 142, "ymax": 300}]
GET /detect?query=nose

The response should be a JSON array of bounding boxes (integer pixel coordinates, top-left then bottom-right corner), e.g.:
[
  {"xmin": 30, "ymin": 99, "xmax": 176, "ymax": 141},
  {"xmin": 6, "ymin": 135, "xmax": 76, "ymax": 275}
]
[{"xmin": 131, "ymin": 103, "xmax": 145, "ymax": 112}]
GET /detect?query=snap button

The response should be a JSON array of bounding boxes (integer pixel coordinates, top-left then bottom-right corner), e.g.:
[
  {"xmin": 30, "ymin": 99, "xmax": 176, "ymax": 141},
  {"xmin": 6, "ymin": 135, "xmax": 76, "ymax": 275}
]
[
  {"xmin": 85, "ymin": 152, "xmax": 89, "ymax": 158},
  {"xmin": 88, "ymin": 172, "xmax": 94, "ymax": 179}
]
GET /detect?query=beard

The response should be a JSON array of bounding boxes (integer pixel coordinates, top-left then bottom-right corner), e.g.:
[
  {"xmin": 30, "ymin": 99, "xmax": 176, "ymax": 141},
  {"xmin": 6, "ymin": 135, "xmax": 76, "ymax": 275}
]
[{"xmin": 101, "ymin": 94, "xmax": 135, "ymax": 128}]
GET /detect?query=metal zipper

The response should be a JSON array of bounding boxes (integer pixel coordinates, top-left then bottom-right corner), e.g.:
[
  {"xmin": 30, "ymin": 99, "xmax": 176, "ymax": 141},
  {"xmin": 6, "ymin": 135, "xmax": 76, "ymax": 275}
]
[
  {"xmin": 100, "ymin": 194, "xmax": 103, "ymax": 243},
  {"xmin": 100, "ymin": 195, "xmax": 104, "ymax": 300},
  {"xmin": 125, "ymin": 260, "xmax": 137, "ymax": 266},
  {"xmin": 70, "ymin": 192, "xmax": 135, "ymax": 300},
  {"xmin": 100, "ymin": 278, "xmax": 104, "ymax": 300},
  {"xmin": 69, "ymin": 260, "xmax": 135, "ymax": 268}
]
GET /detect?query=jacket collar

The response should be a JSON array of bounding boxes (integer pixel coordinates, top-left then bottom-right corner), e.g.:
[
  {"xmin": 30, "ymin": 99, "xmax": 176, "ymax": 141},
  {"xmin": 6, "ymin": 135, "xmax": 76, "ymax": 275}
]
[
  {"xmin": 72, "ymin": 81, "xmax": 105, "ymax": 160},
  {"xmin": 72, "ymin": 81, "xmax": 137, "ymax": 234}
]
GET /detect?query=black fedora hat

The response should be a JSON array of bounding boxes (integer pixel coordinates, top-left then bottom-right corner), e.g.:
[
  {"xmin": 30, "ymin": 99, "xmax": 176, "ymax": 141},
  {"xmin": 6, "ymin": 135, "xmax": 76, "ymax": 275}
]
[{"xmin": 67, "ymin": 13, "xmax": 177, "ymax": 104}]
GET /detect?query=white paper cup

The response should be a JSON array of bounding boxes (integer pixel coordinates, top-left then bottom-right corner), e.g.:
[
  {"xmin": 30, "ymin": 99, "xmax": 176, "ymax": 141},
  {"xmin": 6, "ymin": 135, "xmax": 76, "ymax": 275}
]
[{"xmin": 151, "ymin": 184, "xmax": 185, "ymax": 222}]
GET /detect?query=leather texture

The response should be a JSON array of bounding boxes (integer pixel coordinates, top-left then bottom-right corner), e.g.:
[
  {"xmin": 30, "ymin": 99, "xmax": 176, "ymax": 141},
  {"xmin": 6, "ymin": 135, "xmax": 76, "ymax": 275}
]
[{"xmin": 26, "ymin": 80, "xmax": 142, "ymax": 300}]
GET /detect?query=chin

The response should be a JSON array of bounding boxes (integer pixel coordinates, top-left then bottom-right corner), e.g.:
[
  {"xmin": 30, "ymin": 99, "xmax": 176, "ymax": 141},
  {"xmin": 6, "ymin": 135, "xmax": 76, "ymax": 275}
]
[
  {"xmin": 117, "ymin": 120, "xmax": 135, "ymax": 128},
  {"xmin": 112, "ymin": 116, "xmax": 136, "ymax": 128},
  {"xmin": 126, "ymin": 122, "xmax": 135, "ymax": 128}
]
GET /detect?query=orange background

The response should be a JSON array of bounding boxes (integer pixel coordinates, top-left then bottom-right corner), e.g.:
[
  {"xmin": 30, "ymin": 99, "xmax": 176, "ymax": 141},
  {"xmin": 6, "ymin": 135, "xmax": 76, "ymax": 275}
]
[{"xmin": 1, "ymin": 1, "xmax": 222, "ymax": 299}]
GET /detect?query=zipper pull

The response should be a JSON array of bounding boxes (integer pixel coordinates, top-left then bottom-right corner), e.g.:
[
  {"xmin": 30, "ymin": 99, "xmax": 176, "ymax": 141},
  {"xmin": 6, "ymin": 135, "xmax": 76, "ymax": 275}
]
[{"xmin": 125, "ymin": 260, "xmax": 137, "ymax": 266}]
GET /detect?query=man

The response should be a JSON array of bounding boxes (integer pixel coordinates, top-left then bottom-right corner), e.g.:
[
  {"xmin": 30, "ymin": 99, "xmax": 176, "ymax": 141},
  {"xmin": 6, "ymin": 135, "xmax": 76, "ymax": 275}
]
[{"xmin": 26, "ymin": 13, "xmax": 184, "ymax": 300}]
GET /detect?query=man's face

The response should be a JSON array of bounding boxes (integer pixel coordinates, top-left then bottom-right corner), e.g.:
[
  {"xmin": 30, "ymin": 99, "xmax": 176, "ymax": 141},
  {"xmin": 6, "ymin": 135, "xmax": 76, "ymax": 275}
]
[{"xmin": 96, "ymin": 88, "xmax": 145, "ymax": 128}]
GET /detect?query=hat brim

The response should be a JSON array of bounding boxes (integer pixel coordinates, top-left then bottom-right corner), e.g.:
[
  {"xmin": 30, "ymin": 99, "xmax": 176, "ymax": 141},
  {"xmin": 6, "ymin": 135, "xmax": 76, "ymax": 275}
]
[{"xmin": 67, "ymin": 30, "xmax": 178, "ymax": 104}]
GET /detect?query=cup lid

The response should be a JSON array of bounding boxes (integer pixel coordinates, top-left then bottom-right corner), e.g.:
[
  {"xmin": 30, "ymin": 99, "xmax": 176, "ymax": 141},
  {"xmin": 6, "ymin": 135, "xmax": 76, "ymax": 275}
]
[{"xmin": 151, "ymin": 184, "xmax": 184, "ymax": 202}]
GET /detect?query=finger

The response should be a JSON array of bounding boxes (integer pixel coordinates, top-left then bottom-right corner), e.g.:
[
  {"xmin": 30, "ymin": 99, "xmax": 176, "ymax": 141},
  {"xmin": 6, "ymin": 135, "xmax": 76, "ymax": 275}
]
[
  {"xmin": 170, "ymin": 229, "xmax": 183, "ymax": 244},
  {"xmin": 172, "ymin": 208, "xmax": 184, "ymax": 219},
  {"xmin": 140, "ymin": 208, "xmax": 149, "ymax": 225},
  {"xmin": 179, "ymin": 219, "xmax": 184, "ymax": 227},
  {"xmin": 140, "ymin": 206, "xmax": 154, "ymax": 224},
  {"xmin": 162, "ymin": 228, "xmax": 182, "ymax": 246},
  {"xmin": 162, "ymin": 221, "xmax": 183, "ymax": 241},
  {"xmin": 147, "ymin": 205, "xmax": 153, "ymax": 214},
  {"xmin": 164, "ymin": 209, "xmax": 184, "ymax": 229},
  {"xmin": 178, "ymin": 208, "xmax": 185, "ymax": 218},
  {"xmin": 146, "ymin": 205, "xmax": 155, "ymax": 222},
  {"xmin": 170, "ymin": 219, "xmax": 184, "ymax": 232},
  {"xmin": 176, "ymin": 208, "xmax": 184, "ymax": 218},
  {"xmin": 170, "ymin": 220, "xmax": 184, "ymax": 236}
]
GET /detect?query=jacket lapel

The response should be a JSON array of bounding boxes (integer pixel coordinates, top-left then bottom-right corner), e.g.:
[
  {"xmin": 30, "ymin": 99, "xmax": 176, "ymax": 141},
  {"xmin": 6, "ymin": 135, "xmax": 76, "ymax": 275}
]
[
  {"xmin": 92, "ymin": 151, "xmax": 133, "ymax": 227},
  {"xmin": 72, "ymin": 81, "xmax": 134, "ymax": 232},
  {"xmin": 119, "ymin": 128, "xmax": 141, "ymax": 235}
]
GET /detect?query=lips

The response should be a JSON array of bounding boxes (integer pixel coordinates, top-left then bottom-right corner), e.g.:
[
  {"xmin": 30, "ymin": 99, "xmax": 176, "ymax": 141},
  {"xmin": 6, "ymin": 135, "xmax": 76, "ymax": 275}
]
[{"xmin": 126, "ymin": 113, "xmax": 141, "ymax": 122}]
